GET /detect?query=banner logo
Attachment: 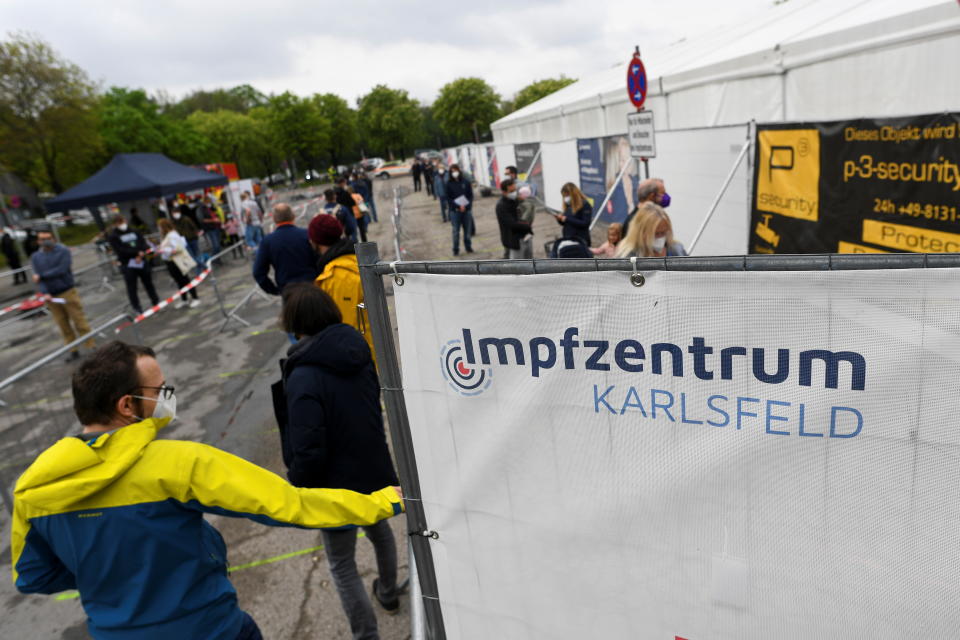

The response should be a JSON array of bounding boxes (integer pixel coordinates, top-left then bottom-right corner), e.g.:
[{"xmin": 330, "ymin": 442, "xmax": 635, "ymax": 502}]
[
  {"xmin": 756, "ymin": 129, "xmax": 820, "ymax": 222},
  {"xmin": 441, "ymin": 339, "xmax": 492, "ymax": 396}
]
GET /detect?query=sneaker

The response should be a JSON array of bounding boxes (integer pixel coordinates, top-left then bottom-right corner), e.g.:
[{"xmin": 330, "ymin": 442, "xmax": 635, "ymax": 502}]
[
  {"xmin": 174, "ymin": 300, "xmax": 186, "ymax": 310},
  {"xmin": 371, "ymin": 578, "xmax": 399, "ymax": 614},
  {"xmin": 189, "ymin": 299, "xmax": 201, "ymax": 309},
  {"xmin": 65, "ymin": 350, "xmax": 80, "ymax": 363}
]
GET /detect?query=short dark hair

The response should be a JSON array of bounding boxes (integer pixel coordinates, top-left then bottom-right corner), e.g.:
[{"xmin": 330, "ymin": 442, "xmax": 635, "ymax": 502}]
[
  {"xmin": 323, "ymin": 188, "xmax": 336, "ymax": 201},
  {"xmin": 501, "ymin": 178, "xmax": 515, "ymax": 191},
  {"xmin": 72, "ymin": 341, "xmax": 156, "ymax": 425},
  {"xmin": 506, "ymin": 166, "xmax": 518, "ymax": 175},
  {"xmin": 280, "ymin": 283, "xmax": 342, "ymax": 337}
]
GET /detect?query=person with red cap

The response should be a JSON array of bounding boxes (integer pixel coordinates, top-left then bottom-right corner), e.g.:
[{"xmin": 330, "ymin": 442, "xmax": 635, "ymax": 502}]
[{"xmin": 307, "ymin": 214, "xmax": 375, "ymax": 361}]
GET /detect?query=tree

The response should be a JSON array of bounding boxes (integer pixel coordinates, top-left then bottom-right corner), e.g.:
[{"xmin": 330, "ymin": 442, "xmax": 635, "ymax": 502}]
[
  {"xmin": 165, "ymin": 84, "xmax": 267, "ymax": 119},
  {"xmin": 0, "ymin": 33, "xmax": 102, "ymax": 193},
  {"xmin": 313, "ymin": 93, "xmax": 356, "ymax": 166},
  {"xmin": 265, "ymin": 92, "xmax": 329, "ymax": 175},
  {"xmin": 356, "ymin": 85, "xmax": 422, "ymax": 160},
  {"xmin": 509, "ymin": 76, "xmax": 577, "ymax": 113},
  {"xmin": 98, "ymin": 87, "xmax": 167, "ymax": 156},
  {"xmin": 187, "ymin": 109, "xmax": 267, "ymax": 177},
  {"xmin": 432, "ymin": 77, "xmax": 500, "ymax": 144},
  {"xmin": 248, "ymin": 106, "xmax": 283, "ymax": 178}
]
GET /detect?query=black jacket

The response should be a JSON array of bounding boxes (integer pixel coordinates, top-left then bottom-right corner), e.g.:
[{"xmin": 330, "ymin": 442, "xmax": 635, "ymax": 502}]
[
  {"xmin": 495, "ymin": 197, "xmax": 530, "ymax": 250},
  {"xmin": 559, "ymin": 201, "xmax": 593, "ymax": 247},
  {"xmin": 335, "ymin": 187, "xmax": 355, "ymax": 212},
  {"xmin": 271, "ymin": 323, "xmax": 398, "ymax": 493},
  {"xmin": 315, "ymin": 236, "xmax": 355, "ymax": 273},
  {"xmin": 107, "ymin": 227, "xmax": 149, "ymax": 264}
]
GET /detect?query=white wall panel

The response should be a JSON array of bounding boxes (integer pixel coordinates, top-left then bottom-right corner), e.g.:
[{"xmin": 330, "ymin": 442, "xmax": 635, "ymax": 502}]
[{"xmin": 540, "ymin": 140, "xmax": 580, "ymax": 212}]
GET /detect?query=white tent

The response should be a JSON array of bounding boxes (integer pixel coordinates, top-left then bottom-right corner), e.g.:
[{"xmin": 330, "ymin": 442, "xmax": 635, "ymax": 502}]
[{"xmin": 490, "ymin": 0, "xmax": 960, "ymax": 254}]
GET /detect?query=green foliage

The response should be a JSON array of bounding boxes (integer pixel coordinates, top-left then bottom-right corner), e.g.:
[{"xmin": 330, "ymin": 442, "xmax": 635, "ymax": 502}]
[
  {"xmin": 265, "ymin": 92, "xmax": 330, "ymax": 170},
  {"xmin": 56, "ymin": 222, "xmax": 100, "ymax": 246},
  {"xmin": 0, "ymin": 32, "xmax": 102, "ymax": 193},
  {"xmin": 432, "ymin": 77, "xmax": 500, "ymax": 143},
  {"xmin": 98, "ymin": 87, "xmax": 168, "ymax": 155},
  {"xmin": 313, "ymin": 93, "xmax": 357, "ymax": 165},
  {"xmin": 164, "ymin": 84, "xmax": 266, "ymax": 119},
  {"xmin": 187, "ymin": 109, "xmax": 273, "ymax": 178},
  {"xmin": 510, "ymin": 76, "xmax": 577, "ymax": 113},
  {"xmin": 357, "ymin": 85, "xmax": 422, "ymax": 159}
]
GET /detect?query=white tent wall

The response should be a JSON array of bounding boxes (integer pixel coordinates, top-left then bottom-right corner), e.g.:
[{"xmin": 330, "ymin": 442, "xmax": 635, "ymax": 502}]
[
  {"xmin": 494, "ymin": 144, "xmax": 516, "ymax": 177},
  {"xmin": 475, "ymin": 145, "xmax": 491, "ymax": 188},
  {"xmin": 648, "ymin": 125, "xmax": 751, "ymax": 256},
  {"xmin": 539, "ymin": 140, "xmax": 579, "ymax": 212}
]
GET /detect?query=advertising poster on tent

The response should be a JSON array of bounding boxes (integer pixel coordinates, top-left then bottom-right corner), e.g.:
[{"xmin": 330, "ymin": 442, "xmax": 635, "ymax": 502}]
[
  {"xmin": 486, "ymin": 146, "xmax": 499, "ymax": 189},
  {"xmin": 750, "ymin": 112, "xmax": 960, "ymax": 254},
  {"xmin": 577, "ymin": 138, "xmax": 606, "ymax": 211},
  {"xmin": 514, "ymin": 143, "xmax": 543, "ymax": 198},
  {"xmin": 602, "ymin": 135, "xmax": 640, "ymax": 224},
  {"xmin": 396, "ymin": 269, "xmax": 960, "ymax": 639}
]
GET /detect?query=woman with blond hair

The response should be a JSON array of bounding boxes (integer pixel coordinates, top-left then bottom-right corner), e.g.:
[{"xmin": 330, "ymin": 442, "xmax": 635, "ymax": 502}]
[
  {"xmin": 614, "ymin": 202, "xmax": 687, "ymax": 258},
  {"xmin": 157, "ymin": 218, "xmax": 200, "ymax": 308},
  {"xmin": 553, "ymin": 182, "xmax": 593, "ymax": 247}
]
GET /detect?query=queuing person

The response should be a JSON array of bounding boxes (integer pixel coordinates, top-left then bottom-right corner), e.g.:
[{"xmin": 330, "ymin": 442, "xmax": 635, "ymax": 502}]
[
  {"xmin": 253, "ymin": 203, "xmax": 318, "ymax": 296},
  {"xmin": 323, "ymin": 188, "xmax": 359, "ymax": 243},
  {"xmin": 553, "ymin": 183, "xmax": 593, "ymax": 247},
  {"xmin": 412, "ymin": 160, "xmax": 422, "ymax": 192},
  {"xmin": 517, "ymin": 185, "xmax": 536, "ymax": 258},
  {"xmin": 336, "ymin": 177, "xmax": 366, "ymax": 242},
  {"xmin": 200, "ymin": 197, "xmax": 223, "ymax": 259},
  {"xmin": 2, "ymin": 227, "xmax": 27, "ymax": 284},
  {"xmin": 223, "ymin": 209, "xmax": 244, "ymax": 258},
  {"xmin": 30, "ymin": 229, "xmax": 93, "ymax": 361},
  {"xmin": 172, "ymin": 206, "xmax": 201, "ymax": 268},
  {"xmin": 424, "ymin": 161, "xmax": 435, "ymax": 198},
  {"xmin": 156, "ymin": 218, "xmax": 200, "ymax": 309},
  {"xmin": 433, "ymin": 165, "xmax": 449, "ymax": 222},
  {"xmin": 241, "ymin": 191, "xmax": 264, "ymax": 249},
  {"xmin": 615, "ymin": 203, "xmax": 687, "ymax": 258},
  {"xmin": 24, "ymin": 228, "xmax": 39, "ymax": 257},
  {"xmin": 496, "ymin": 179, "xmax": 532, "ymax": 260},
  {"xmin": 107, "ymin": 215, "xmax": 160, "ymax": 315},
  {"xmin": 275, "ymin": 284, "xmax": 400, "ymax": 638},
  {"xmin": 349, "ymin": 173, "xmax": 373, "ymax": 231},
  {"xmin": 445, "ymin": 164, "xmax": 474, "ymax": 256},
  {"xmin": 591, "ymin": 223, "xmax": 623, "ymax": 258},
  {"xmin": 360, "ymin": 170, "xmax": 378, "ymax": 222},
  {"xmin": 621, "ymin": 178, "xmax": 668, "ymax": 237},
  {"xmin": 307, "ymin": 214, "xmax": 375, "ymax": 359},
  {"xmin": 11, "ymin": 340, "xmax": 404, "ymax": 640}
]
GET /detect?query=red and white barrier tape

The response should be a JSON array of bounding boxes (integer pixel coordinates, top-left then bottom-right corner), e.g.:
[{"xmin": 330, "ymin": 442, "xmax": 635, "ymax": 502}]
[
  {"xmin": 113, "ymin": 267, "xmax": 212, "ymax": 333},
  {"xmin": 0, "ymin": 294, "xmax": 45, "ymax": 319}
]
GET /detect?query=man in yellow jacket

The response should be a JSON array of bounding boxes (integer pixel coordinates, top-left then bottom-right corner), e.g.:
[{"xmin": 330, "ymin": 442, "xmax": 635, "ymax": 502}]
[
  {"xmin": 307, "ymin": 214, "xmax": 375, "ymax": 361},
  {"xmin": 10, "ymin": 341, "xmax": 402, "ymax": 640}
]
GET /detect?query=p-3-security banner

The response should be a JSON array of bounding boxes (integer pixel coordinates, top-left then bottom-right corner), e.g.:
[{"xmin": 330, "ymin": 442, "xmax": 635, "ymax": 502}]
[
  {"xmin": 396, "ymin": 269, "xmax": 960, "ymax": 639},
  {"xmin": 750, "ymin": 112, "xmax": 960, "ymax": 254}
]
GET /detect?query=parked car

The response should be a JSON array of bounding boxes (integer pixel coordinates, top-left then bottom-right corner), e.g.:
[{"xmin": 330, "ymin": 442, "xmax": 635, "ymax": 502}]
[
  {"xmin": 361, "ymin": 157, "xmax": 385, "ymax": 171},
  {"xmin": 376, "ymin": 161, "xmax": 412, "ymax": 180}
]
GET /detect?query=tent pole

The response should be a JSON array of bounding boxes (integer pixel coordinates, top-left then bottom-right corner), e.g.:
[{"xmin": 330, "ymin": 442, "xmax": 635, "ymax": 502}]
[
  {"xmin": 687, "ymin": 138, "xmax": 752, "ymax": 255},
  {"xmin": 588, "ymin": 160, "xmax": 633, "ymax": 231}
]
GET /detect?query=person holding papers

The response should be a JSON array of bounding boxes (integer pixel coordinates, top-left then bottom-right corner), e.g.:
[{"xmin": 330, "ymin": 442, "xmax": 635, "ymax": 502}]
[
  {"xmin": 445, "ymin": 163, "xmax": 474, "ymax": 256},
  {"xmin": 108, "ymin": 215, "xmax": 160, "ymax": 315}
]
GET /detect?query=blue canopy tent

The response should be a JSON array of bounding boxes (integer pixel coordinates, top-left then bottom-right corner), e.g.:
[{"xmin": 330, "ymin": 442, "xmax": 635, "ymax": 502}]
[{"xmin": 45, "ymin": 153, "xmax": 229, "ymax": 228}]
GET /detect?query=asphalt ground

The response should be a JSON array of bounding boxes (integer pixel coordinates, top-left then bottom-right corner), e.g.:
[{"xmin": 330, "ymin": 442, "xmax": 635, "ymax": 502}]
[{"xmin": 0, "ymin": 177, "xmax": 601, "ymax": 639}]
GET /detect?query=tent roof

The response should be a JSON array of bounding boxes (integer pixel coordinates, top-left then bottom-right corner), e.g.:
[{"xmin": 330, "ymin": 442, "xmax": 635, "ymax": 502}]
[
  {"xmin": 45, "ymin": 153, "xmax": 228, "ymax": 212},
  {"xmin": 493, "ymin": 0, "xmax": 955, "ymax": 131}
]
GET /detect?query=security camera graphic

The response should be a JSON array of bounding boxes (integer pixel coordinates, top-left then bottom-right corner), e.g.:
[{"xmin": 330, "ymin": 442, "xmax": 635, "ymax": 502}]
[{"xmin": 755, "ymin": 214, "xmax": 780, "ymax": 247}]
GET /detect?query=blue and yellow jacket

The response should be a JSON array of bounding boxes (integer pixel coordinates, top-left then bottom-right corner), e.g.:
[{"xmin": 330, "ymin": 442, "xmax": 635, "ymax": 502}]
[{"xmin": 11, "ymin": 417, "xmax": 403, "ymax": 640}]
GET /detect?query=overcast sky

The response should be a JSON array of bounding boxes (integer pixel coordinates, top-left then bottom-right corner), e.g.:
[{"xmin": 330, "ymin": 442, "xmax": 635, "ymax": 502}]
[{"xmin": 2, "ymin": 0, "xmax": 779, "ymax": 105}]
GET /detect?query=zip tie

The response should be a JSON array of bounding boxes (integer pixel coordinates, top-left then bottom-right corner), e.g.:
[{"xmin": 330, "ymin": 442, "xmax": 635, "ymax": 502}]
[
  {"xmin": 630, "ymin": 256, "xmax": 645, "ymax": 287},
  {"xmin": 411, "ymin": 530, "xmax": 439, "ymax": 540},
  {"xmin": 389, "ymin": 260, "xmax": 404, "ymax": 286}
]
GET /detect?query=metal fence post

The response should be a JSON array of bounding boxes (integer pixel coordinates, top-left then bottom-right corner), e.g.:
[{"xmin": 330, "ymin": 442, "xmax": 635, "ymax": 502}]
[{"xmin": 356, "ymin": 242, "xmax": 446, "ymax": 640}]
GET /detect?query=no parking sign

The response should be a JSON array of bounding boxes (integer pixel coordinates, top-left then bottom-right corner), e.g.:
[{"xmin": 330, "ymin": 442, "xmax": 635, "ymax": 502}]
[{"xmin": 626, "ymin": 49, "xmax": 647, "ymax": 110}]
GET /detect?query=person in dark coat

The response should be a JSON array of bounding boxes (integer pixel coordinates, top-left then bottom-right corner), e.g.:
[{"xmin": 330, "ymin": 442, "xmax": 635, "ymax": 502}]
[
  {"xmin": 2, "ymin": 228, "xmax": 27, "ymax": 284},
  {"xmin": 423, "ymin": 162, "xmax": 435, "ymax": 198},
  {"xmin": 553, "ymin": 182, "xmax": 593, "ymax": 247},
  {"xmin": 445, "ymin": 163, "xmax": 474, "ymax": 255},
  {"xmin": 107, "ymin": 215, "xmax": 159, "ymax": 314},
  {"xmin": 252, "ymin": 203, "xmax": 317, "ymax": 296},
  {"xmin": 272, "ymin": 283, "xmax": 400, "ymax": 639},
  {"xmin": 411, "ymin": 160, "xmax": 422, "ymax": 192},
  {"xmin": 495, "ymin": 179, "xmax": 531, "ymax": 259},
  {"xmin": 336, "ymin": 177, "xmax": 366, "ymax": 243}
]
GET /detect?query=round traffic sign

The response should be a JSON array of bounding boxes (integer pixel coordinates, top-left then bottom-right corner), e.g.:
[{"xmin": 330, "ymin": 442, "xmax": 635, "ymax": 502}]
[{"xmin": 626, "ymin": 54, "xmax": 647, "ymax": 110}]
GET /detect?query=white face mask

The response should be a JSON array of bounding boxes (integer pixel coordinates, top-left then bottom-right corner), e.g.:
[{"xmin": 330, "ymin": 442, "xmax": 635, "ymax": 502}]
[
  {"xmin": 118, "ymin": 224, "xmax": 128, "ymax": 232},
  {"xmin": 133, "ymin": 392, "xmax": 177, "ymax": 424},
  {"xmin": 652, "ymin": 236, "xmax": 667, "ymax": 251},
  {"xmin": 451, "ymin": 171, "xmax": 460, "ymax": 179},
  {"xmin": 173, "ymin": 213, "xmax": 181, "ymax": 220},
  {"xmin": 563, "ymin": 196, "xmax": 571, "ymax": 205},
  {"xmin": 506, "ymin": 191, "xmax": 518, "ymax": 200}
]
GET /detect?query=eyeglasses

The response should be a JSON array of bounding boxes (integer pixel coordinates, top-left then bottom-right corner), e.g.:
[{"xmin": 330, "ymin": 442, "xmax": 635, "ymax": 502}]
[{"xmin": 130, "ymin": 384, "xmax": 175, "ymax": 400}]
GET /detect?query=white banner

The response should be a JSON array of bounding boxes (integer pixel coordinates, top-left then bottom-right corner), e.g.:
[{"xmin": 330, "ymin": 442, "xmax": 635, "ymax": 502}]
[{"xmin": 395, "ymin": 269, "xmax": 960, "ymax": 639}]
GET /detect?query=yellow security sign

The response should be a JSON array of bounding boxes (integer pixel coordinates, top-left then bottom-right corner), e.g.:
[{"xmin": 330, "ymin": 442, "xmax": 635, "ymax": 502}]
[{"xmin": 755, "ymin": 129, "xmax": 821, "ymax": 222}]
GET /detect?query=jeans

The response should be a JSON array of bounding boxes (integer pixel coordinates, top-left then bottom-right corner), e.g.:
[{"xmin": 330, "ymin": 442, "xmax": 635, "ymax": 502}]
[
  {"xmin": 235, "ymin": 611, "xmax": 263, "ymax": 640},
  {"xmin": 450, "ymin": 208, "xmax": 473, "ymax": 254},
  {"xmin": 122, "ymin": 266, "xmax": 159, "ymax": 314},
  {"xmin": 205, "ymin": 229, "xmax": 221, "ymax": 257},
  {"xmin": 357, "ymin": 215, "xmax": 368, "ymax": 243},
  {"xmin": 367, "ymin": 198, "xmax": 378, "ymax": 223},
  {"xmin": 439, "ymin": 198, "xmax": 449, "ymax": 222},
  {"xmin": 245, "ymin": 225, "xmax": 263, "ymax": 249},
  {"xmin": 322, "ymin": 521, "xmax": 398, "ymax": 640}
]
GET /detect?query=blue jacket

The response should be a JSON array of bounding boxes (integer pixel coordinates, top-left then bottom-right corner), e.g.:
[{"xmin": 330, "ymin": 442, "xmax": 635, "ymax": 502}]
[
  {"xmin": 30, "ymin": 244, "xmax": 74, "ymax": 294},
  {"xmin": 559, "ymin": 201, "xmax": 594, "ymax": 247},
  {"xmin": 445, "ymin": 177, "xmax": 473, "ymax": 211},
  {"xmin": 11, "ymin": 417, "xmax": 403, "ymax": 640},
  {"xmin": 252, "ymin": 223, "xmax": 318, "ymax": 295},
  {"xmin": 272, "ymin": 323, "xmax": 398, "ymax": 494},
  {"xmin": 433, "ymin": 173, "xmax": 447, "ymax": 199},
  {"xmin": 323, "ymin": 202, "xmax": 358, "ymax": 242}
]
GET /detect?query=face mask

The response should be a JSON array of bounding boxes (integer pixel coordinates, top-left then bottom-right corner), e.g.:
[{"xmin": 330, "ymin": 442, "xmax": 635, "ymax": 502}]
[
  {"xmin": 563, "ymin": 196, "xmax": 572, "ymax": 205},
  {"xmin": 41, "ymin": 239, "xmax": 55, "ymax": 249},
  {"xmin": 173, "ymin": 213, "xmax": 181, "ymax": 220},
  {"xmin": 652, "ymin": 236, "xmax": 667, "ymax": 251},
  {"xmin": 659, "ymin": 193, "xmax": 671, "ymax": 208},
  {"xmin": 439, "ymin": 169, "xmax": 445, "ymax": 174},
  {"xmin": 118, "ymin": 224, "xmax": 128, "ymax": 232},
  {"xmin": 133, "ymin": 392, "xmax": 177, "ymax": 424},
  {"xmin": 506, "ymin": 191, "xmax": 518, "ymax": 200},
  {"xmin": 451, "ymin": 171, "xmax": 460, "ymax": 179}
]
